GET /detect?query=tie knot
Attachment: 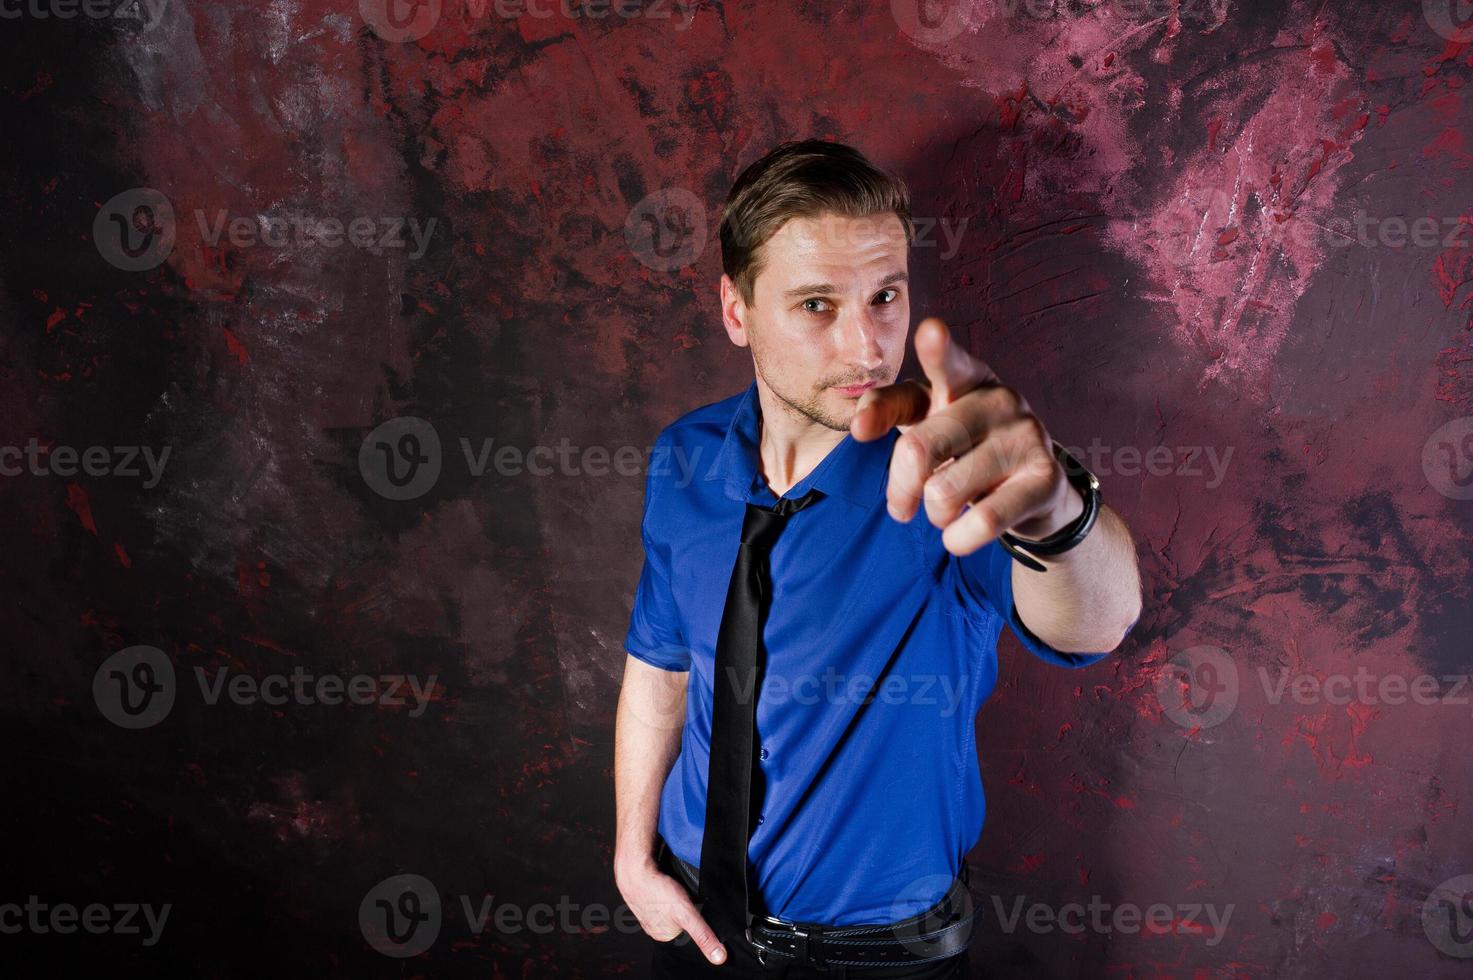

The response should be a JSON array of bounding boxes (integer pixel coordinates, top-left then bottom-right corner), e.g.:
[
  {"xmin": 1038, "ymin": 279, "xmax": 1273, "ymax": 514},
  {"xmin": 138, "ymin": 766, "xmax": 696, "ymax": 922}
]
[{"xmin": 740, "ymin": 488, "xmax": 822, "ymax": 550}]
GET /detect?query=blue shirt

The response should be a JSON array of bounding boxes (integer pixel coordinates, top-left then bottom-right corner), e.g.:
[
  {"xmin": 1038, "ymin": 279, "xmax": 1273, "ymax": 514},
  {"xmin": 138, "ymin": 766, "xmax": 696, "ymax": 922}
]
[{"xmin": 625, "ymin": 380, "xmax": 1123, "ymax": 926}]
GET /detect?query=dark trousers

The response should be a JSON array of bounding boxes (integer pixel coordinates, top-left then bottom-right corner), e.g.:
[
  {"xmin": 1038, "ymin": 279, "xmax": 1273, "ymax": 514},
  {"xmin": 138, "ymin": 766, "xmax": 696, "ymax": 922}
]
[{"xmin": 647, "ymin": 840, "xmax": 973, "ymax": 979}]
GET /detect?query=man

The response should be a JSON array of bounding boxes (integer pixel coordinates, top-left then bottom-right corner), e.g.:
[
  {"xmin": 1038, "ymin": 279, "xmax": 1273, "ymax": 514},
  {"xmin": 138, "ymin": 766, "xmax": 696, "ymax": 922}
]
[{"xmin": 614, "ymin": 139, "xmax": 1142, "ymax": 977}]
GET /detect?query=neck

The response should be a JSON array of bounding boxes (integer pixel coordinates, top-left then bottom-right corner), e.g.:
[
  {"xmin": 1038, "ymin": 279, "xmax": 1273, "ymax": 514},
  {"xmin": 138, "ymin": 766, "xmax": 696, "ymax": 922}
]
[{"xmin": 754, "ymin": 380, "xmax": 847, "ymax": 497}]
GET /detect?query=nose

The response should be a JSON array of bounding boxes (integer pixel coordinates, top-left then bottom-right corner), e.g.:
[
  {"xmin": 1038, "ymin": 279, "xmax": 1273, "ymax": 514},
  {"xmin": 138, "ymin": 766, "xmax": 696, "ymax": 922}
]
[{"xmin": 839, "ymin": 306, "xmax": 885, "ymax": 374}]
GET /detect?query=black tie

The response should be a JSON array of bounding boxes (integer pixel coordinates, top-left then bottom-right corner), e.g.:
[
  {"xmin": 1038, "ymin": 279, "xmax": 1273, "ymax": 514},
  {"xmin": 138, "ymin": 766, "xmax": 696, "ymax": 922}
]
[{"xmin": 697, "ymin": 488, "xmax": 823, "ymax": 946}]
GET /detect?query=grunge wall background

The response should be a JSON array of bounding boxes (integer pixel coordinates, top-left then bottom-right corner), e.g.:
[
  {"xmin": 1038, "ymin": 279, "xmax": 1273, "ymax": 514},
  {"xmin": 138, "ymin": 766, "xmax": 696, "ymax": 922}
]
[{"xmin": 3, "ymin": 0, "xmax": 1472, "ymax": 975}]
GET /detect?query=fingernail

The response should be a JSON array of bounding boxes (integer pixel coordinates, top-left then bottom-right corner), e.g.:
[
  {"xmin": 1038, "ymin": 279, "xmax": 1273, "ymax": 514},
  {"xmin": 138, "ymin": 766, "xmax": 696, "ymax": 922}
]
[{"xmin": 711, "ymin": 947, "xmax": 726, "ymax": 964}]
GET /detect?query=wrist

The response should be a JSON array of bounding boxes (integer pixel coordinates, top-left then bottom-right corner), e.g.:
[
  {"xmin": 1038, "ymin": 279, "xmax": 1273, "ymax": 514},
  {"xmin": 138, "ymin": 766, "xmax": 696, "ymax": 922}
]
[
  {"xmin": 614, "ymin": 847, "xmax": 658, "ymax": 880},
  {"xmin": 1011, "ymin": 481, "xmax": 1085, "ymax": 542}
]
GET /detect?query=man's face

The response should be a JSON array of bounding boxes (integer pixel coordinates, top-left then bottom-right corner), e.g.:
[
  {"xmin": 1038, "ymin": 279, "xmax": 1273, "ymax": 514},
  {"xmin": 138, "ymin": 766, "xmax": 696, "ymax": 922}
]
[{"xmin": 722, "ymin": 211, "xmax": 910, "ymax": 432}]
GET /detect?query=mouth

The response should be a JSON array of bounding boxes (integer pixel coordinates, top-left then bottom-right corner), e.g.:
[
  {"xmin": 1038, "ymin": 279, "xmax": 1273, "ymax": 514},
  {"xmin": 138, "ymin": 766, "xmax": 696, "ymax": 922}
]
[{"xmin": 832, "ymin": 381, "xmax": 877, "ymax": 398}]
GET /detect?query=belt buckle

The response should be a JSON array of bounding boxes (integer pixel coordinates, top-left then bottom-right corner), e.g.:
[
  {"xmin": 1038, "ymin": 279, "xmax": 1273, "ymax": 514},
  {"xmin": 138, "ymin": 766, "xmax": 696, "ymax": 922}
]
[
  {"xmin": 789, "ymin": 925, "xmax": 811, "ymax": 965},
  {"xmin": 749, "ymin": 917, "xmax": 813, "ymax": 967},
  {"xmin": 744, "ymin": 926, "xmax": 772, "ymax": 966}
]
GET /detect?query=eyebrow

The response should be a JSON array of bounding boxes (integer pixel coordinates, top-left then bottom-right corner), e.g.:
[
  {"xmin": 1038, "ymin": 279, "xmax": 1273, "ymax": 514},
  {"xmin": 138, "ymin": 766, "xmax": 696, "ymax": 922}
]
[{"xmin": 783, "ymin": 270, "xmax": 908, "ymax": 299}]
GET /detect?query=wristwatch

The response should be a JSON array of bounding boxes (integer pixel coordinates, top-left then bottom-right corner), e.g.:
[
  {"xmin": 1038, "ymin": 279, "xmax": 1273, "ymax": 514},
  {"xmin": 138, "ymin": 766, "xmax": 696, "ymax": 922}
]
[{"xmin": 998, "ymin": 441, "xmax": 1100, "ymax": 573}]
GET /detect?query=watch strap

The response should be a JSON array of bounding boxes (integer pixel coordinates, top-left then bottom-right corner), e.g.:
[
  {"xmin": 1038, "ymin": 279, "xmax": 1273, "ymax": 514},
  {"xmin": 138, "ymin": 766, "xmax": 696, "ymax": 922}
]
[{"xmin": 998, "ymin": 442, "xmax": 1100, "ymax": 572}]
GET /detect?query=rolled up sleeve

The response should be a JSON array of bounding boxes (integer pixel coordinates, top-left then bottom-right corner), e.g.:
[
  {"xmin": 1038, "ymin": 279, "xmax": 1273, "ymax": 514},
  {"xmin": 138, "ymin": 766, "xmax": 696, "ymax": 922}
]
[
  {"xmin": 952, "ymin": 540, "xmax": 1124, "ymax": 668},
  {"xmin": 624, "ymin": 440, "xmax": 692, "ymax": 672}
]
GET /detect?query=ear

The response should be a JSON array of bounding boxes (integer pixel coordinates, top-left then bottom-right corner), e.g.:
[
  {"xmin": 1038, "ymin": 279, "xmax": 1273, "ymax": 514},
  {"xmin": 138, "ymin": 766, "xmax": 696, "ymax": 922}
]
[{"xmin": 720, "ymin": 274, "xmax": 751, "ymax": 349}]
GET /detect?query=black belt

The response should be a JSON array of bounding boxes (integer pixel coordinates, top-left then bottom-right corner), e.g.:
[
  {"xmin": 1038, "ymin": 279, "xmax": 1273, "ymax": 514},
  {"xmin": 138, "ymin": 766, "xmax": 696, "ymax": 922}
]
[{"xmin": 658, "ymin": 839, "xmax": 974, "ymax": 968}]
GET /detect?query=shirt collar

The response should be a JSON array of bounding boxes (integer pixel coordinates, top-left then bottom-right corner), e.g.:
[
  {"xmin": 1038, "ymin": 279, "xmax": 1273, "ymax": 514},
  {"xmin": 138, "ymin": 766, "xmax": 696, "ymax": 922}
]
[{"xmin": 705, "ymin": 379, "xmax": 896, "ymax": 509}]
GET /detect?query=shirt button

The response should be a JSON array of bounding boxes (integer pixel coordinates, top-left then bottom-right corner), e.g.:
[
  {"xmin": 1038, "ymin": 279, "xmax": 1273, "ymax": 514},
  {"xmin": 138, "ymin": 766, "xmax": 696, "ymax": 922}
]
[
  {"xmin": 759, "ymin": 746, "xmax": 770, "ymax": 761},
  {"xmin": 757, "ymin": 814, "xmax": 765, "ymax": 825}
]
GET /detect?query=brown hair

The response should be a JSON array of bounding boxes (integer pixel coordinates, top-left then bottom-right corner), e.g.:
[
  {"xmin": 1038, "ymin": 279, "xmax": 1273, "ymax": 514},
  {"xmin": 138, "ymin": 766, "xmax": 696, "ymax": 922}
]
[{"xmin": 720, "ymin": 139, "xmax": 913, "ymax": 307}]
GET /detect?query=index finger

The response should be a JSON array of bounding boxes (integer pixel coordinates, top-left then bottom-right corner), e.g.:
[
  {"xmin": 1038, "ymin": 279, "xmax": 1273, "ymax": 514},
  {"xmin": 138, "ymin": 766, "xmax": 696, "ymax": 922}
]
[
  {"xmin": 850, "ymin": 378, "xmax": 932, "ymax": 441},
  {"xmin": 915, "ymin": 316, "xmax": 1000, "ymax": 406}
]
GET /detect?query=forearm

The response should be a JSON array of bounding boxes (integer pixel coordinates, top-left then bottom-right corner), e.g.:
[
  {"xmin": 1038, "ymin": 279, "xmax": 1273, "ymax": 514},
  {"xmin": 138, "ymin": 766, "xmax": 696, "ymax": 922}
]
[
  {"xmin": 614, "ymin": 655, "xmax": 688, "ymax": 876},
  {"xmin": 1011, "ymin": 502, "xmax": 1142, "ymax": 654}
]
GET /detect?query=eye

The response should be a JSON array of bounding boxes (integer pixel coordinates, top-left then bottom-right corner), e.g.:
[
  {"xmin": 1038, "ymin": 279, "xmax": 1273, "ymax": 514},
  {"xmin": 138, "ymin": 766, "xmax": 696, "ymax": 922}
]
[
  {"xmin": 801, "ymin": 298, "xmax": 832, "ymax": 314},
  {"xmin": 874, "ymin": 288, "xmax": 899, "ymax": 304}
]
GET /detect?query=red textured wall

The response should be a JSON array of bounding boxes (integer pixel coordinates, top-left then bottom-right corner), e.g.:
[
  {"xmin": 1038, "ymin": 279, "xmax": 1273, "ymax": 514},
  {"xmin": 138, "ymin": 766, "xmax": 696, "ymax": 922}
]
[{"xmin": 4, "ymin": 1, "xmax": 1472, "ymax": 976}]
